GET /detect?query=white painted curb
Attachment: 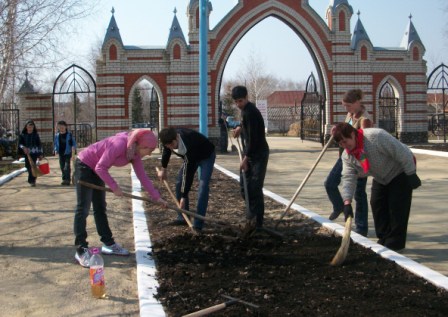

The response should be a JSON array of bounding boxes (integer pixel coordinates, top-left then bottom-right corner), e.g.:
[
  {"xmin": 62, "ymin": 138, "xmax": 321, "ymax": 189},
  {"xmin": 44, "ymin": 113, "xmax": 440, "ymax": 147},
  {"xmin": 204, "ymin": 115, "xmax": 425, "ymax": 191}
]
[
  {"xmin": 0, "ymin": 167, "xmax": 26, "ymax": 186},
  {"xmin": 131, "ymin": 169, "xmax": 166, "ymax": 317},
  {"xmin": 411, "ymin": 148, "xmax": 448, "ymax": 158},
  {"xmin": 214, "ymin": 163, "xmax": 448, "ymax": 292}
]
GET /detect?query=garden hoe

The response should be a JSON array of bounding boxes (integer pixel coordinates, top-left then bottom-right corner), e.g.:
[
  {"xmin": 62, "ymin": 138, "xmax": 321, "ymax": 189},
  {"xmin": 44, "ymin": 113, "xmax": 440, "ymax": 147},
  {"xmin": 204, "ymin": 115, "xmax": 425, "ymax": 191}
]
[
  {"xmin": 330, "ymin": 215, "xmax": 352, "ymax": 266},
  {"xmin": 78, "ymin": 180, "xmax": 235, "ymax": 231},
  {"xmin": 235, "ymin": 137, "xmax": 254, "ymax": 238},
  {"xmin": 155, "ymin": 166, "xmax": 195, "ymax": 233},
  {"xmin": 182, "ymin": 295, "xmax": 259, "ymax": 317},
  {"xmin": 275, "ymin": 135, "xmax": 335, "ymax": 229}
]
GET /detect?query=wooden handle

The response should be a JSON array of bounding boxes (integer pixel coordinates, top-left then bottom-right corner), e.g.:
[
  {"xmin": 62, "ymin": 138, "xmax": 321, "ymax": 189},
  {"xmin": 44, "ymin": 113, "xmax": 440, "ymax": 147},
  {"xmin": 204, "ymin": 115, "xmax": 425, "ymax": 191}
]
[
  {"xmin": 156, "ymin": 167, "xmax": 194, "ymax": 229},
  {"xmin": 26, "ymin": 153, "xmax": 42, "ymax": 177},
  {"xmin": 275, "ymin": 135, "xmax": 334, "ymax": 228},
  {"xmin": 182, "ymin": 300, "xmax": 237, "ymax": 317},
  {"xmin": 77, "ymin": 180, "xmax": 228, "ymax": 227},
  {"xmin": 236, "ymin": 138, "xmax": 251, "ymax": 218}
]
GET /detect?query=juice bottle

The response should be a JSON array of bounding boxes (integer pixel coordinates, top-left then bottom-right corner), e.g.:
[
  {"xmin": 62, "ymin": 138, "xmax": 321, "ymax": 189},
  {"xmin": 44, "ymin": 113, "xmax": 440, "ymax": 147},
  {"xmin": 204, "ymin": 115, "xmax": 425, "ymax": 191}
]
[{"xmin": 89, "ymin": 248, "xmax": 106, "ymax": 298}]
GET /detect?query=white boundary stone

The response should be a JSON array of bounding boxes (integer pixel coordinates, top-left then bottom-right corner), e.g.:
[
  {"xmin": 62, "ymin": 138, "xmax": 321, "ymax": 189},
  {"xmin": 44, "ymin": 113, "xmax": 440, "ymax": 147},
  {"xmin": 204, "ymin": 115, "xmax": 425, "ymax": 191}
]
[
  {"xmin": 131, "ymin": 169, "xmax": 166, "ymax": 317},
  {"xmin": 0, "ymin": 167, "xmax": 26, "ymax": 186}
]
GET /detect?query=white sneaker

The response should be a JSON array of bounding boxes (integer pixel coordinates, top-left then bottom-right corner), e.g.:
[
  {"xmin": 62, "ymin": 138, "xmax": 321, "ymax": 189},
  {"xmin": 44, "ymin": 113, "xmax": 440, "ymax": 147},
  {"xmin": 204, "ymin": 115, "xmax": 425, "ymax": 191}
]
[
  {"xmin": 101, "ymin": 243, "xmax": 130, "ymax": 256},
  {"xmin": 75, "ymin": 248, "xmax": 91, "ymax": 268}
]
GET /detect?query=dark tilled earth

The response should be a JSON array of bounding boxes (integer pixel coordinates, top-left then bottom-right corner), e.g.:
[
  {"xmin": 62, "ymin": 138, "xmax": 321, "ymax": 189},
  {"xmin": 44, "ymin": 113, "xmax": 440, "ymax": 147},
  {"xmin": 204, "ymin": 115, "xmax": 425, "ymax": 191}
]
[{"xmin": 143, "ymin": 158, "xmax": 448, "ymax": 317}]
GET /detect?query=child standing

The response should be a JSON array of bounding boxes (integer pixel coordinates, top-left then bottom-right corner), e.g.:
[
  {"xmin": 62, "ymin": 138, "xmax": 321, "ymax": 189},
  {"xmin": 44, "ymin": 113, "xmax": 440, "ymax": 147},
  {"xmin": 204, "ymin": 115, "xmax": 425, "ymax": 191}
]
[
  {"xmin": 54, "ymin": 121, "xmax": 77, "ymax": 185},
  {"xmin": 18, "ymin": 120, "xmax": 43, "ymax": 187}
]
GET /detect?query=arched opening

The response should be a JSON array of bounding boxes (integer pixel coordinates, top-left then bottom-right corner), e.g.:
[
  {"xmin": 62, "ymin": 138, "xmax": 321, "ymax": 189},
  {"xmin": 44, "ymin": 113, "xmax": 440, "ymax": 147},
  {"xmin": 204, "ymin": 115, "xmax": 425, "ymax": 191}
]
[
  {"xmin": 338, "ymin": 11, "xmax": 346, "ymax": 31},
  {"xmin": 129, "ymin": 78, "xmax": 160, "ymax": 133},
  {"xmin": 109, "ymin": 44, "xmax": 117, "ymax": 60},
  {"xmin": 173, "ymin": 44, "xmax": 181, "ymax": 60},
  {"xmin": 412, "ymin": 46, "xmax": 419, "ymax": 61},
  {"xmin": 219, "ymin": 16, "xmax": 321, "ymax": 139},
  {"xmin": 361, "ymin": 46, "xmax": 368, "ymax": 61},
  {"xmin": 378, "ymin": 81, "xmax": 399, "ymax": 138}
]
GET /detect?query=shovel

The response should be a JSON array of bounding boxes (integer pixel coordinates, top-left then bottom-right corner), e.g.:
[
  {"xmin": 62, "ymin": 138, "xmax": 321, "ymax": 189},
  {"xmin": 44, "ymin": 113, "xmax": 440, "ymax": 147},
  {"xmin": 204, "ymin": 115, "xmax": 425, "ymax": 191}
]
[{"xmin": 330, "ymin": 215, "xmax": 352, "ymax": 266}]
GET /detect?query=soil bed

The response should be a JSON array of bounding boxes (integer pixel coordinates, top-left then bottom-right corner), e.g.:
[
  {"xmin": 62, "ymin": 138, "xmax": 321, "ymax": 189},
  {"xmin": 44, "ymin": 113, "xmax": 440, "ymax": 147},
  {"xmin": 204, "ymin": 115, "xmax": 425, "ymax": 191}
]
[{"xmin": 143, "ymin": 158, "xmax": 448, "ymax": 317}]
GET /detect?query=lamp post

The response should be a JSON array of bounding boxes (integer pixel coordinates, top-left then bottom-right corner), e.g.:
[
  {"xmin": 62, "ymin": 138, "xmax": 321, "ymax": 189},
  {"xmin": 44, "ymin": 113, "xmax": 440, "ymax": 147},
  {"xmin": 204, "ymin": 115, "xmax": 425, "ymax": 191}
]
[{"xmin": 199, "ymin": 0, "xmax": 208, "ymax": 136}]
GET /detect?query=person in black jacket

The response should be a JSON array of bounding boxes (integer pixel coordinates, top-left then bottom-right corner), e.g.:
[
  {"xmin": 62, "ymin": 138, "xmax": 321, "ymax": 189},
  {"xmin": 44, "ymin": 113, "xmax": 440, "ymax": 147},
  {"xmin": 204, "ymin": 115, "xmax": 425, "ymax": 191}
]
[
  {"xmin": 158, "ymin": 127, "xmax": 216, "ymax": 232},
  {"xmin": 18, "ymin": 120, "xmax": 43, "ymax": 187},
  {"xmin": 231, "ymin": 85, "xmax": 270, "ymax": 235}
]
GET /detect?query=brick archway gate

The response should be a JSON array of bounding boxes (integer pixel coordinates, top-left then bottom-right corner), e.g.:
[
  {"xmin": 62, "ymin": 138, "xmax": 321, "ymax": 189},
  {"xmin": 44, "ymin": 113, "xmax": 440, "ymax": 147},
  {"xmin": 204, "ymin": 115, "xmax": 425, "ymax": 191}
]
[{"xmin": 97, "ymin": 0, "xmax": 428, "ymax": 144}]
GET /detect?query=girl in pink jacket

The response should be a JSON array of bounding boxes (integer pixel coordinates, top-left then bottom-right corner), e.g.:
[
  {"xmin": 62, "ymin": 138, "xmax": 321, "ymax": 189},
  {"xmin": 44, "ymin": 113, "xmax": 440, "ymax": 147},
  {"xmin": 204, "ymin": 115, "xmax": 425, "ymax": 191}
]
[{"xmin": 73, "ymin": 129, "xmax": 166, "ymax": 267}]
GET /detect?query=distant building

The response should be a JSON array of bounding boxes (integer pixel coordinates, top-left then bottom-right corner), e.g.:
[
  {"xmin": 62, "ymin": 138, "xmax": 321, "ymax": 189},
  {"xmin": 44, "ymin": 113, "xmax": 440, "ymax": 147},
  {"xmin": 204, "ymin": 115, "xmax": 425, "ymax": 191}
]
[{"xmin": 266, "ymin": 91, "xmax": 304, "ymax": 134}]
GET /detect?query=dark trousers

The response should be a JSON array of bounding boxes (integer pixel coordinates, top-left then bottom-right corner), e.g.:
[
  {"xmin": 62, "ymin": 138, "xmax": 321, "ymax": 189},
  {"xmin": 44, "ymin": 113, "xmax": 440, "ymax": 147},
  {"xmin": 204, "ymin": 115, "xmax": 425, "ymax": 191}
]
[
  {"xmin": 59, "ymin": 154, "xmax": 72, "ymax": 181},
  {"xmin": 73, "ymin": 159, "xmax": 114, "ymax": 249},
  {"xmin": 240, "ymin": 151, "xmax": 269, "ymax": 227},
  {"xmin": 24, "ymin": 154, "xmax": 38, "ymax": 184},
  {"xmin": 370, "ymin": 172, "xmax": 412, "ymax": 250}
]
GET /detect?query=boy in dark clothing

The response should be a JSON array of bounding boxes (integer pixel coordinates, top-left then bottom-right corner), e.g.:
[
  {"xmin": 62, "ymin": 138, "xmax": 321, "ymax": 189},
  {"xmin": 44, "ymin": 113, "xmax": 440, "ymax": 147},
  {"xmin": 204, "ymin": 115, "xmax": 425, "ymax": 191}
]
[
  {"xmin": 158, "ymin": 127, "xmax": 216, "ymax": 232},
  {"xmin": 231, "ymin": 85, "xmax": 270, "ymax": 235},
  {"xmin": 18, "ymin": 120, "xmax": 43, "ymax": 186}
]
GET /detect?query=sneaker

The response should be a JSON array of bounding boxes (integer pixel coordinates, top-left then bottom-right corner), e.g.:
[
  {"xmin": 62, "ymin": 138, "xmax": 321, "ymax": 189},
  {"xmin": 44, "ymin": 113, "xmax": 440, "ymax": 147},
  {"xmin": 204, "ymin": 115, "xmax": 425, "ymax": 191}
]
[
  {"xmin": 329, "ymin": 210, "xmax": 342, "ymax": 221},
  {"xmin": 30, "ymin": 182, "xmax": 36, "ymax": 187},
  {"xmin": 75, "ymin": 248, "xmax": 91, "ymax": 268},
  {"xmin": 101, "ymin": 243, "xmax": 130, "ymax": 256}
]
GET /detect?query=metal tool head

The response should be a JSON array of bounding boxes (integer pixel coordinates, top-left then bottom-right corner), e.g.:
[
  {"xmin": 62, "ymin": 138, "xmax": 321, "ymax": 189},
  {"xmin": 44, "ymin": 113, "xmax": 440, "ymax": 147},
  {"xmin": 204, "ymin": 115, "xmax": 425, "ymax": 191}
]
[{"xmin": 221, "ymin": 295, "xmax": 260, "ymax": 309}]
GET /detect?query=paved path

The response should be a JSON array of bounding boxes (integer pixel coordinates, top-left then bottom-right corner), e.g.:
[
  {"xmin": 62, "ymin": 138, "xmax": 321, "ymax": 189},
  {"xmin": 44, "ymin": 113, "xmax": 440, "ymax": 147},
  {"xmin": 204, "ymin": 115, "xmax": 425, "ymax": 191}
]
[{"xmin": 215, "ymin": 137, "xmax": 448, "ymax": 277}]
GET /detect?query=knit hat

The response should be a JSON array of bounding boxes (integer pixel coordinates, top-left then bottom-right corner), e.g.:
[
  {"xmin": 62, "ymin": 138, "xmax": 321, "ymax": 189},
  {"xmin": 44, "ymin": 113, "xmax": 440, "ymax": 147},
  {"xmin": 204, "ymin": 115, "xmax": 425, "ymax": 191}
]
[{"xmin": 126, "ymin": 129, "xmax": 157, "ymax": 160}]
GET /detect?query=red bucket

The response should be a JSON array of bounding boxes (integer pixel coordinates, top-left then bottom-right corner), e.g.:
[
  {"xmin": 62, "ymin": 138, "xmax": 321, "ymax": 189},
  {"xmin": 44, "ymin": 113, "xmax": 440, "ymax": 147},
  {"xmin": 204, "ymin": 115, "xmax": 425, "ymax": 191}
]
[{"xmin": 38, "ymin": 158, "xmax": 50, "ymax": 175}]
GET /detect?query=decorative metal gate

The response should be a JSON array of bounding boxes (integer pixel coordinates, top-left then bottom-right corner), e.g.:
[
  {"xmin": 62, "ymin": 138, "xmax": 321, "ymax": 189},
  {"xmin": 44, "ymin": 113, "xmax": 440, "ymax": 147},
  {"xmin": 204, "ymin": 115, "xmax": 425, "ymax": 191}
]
[
  {"xmin": 52, "ymin": 64, "xmax": 97, "ymax": 148},
  {"xmin": 0, "ymin": 105, "xmax": 20, "ymax": 158},
  {"xmin": 378, "ymin": 81, "xmax": 399, "ymax": 138},
  {"xmin": 427, "ymin": 63, "xmax": 448, "ymax": 143},
  {"xmin": 149, "ymin": 87, "xmax": 160, "ymax": 131},
  {"xmin": 300, "ymin": 73, "xmax": 325, "ymax": 144}
]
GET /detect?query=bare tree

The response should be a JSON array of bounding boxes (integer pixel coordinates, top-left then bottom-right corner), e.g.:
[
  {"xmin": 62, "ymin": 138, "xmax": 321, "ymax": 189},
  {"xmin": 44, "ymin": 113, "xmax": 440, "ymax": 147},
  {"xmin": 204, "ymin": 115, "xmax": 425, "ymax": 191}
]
[
  {"xmin": 236, "ymin": 50, "xmax": 277, "ymax": 103},
  {"xmin": 0, "ymin": 0, "xmax": 99, "ymax": 102}
]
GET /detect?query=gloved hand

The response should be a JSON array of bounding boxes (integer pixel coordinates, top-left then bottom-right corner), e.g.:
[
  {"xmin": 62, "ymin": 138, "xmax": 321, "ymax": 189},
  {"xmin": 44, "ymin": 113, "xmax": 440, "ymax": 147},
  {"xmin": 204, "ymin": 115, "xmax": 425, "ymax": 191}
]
[
  {"xmin": 343, "ymin": 204, "xmax": 353, "ymax": 221},
  {"xmin": 407, "ymin": 173, "xmax": 421, "ymax": 189}
]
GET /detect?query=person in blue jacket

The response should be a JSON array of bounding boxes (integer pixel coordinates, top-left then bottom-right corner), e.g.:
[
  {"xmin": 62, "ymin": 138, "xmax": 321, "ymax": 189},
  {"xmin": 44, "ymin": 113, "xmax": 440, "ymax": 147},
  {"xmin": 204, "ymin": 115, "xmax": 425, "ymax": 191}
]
[{"xmin": 54, "ymin": 120, "xmax": 77, "ymax": 185}]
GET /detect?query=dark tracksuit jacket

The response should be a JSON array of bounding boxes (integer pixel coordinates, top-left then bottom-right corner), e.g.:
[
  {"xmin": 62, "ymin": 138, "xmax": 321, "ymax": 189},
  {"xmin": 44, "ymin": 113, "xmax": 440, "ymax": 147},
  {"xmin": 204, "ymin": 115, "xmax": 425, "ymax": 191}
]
[{"xmin": 161, "ymin": 128, "xmax": 215, "ymax": 198}]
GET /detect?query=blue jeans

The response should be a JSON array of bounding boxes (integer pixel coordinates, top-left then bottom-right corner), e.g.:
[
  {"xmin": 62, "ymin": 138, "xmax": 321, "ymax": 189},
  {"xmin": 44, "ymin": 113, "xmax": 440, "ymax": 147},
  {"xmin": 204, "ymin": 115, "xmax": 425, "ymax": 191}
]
[
  {"xmin": 175, "ymin": 151, "xmax": 216, "ymax": 230},
  {"xmin": 325, "ymin": 157, "xmax": 368, "ymax": 234},
  {"xmin": 73, "ymin": 159, "xmax": 114, "ymax": 248}
]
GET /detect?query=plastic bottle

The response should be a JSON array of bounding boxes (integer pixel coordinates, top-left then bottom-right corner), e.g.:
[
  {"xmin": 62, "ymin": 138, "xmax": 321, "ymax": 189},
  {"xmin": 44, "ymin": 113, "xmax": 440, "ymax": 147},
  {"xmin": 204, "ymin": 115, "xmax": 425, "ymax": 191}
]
[{"xmin": 89, "ymin": 248, "xmax": 106, "ymax": 298}]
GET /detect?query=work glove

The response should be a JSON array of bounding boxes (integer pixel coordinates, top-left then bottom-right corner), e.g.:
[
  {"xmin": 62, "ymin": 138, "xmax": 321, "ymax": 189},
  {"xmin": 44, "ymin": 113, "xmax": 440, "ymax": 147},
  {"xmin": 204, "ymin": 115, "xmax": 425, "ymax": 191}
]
[
  {"xmin": 343, "ymin": 204, "xmax": 353, "ymax": 221},
  {"xmin": 407, "ymin": 173, "xmax": 421, "ymax": 190}
]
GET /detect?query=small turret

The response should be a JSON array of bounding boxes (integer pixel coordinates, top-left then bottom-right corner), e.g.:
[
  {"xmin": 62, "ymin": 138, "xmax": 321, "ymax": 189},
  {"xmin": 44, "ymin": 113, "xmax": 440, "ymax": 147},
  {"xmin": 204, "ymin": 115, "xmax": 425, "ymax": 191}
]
[
  {"xmin": 102, "ymin": 7, "xmax": 123, "ymax": 47},
  {"xmin": 167, "ymin": 8, "xmax": 186, "ymax": 46},
  {"xmin": 351, "ymin": 11, "xmax": 372, "ymax": 50},
  {"xmin": 18, "ymin": 71, "xmax": 36, "ymax": 94},
  {"xmin": 400, "ymin": 14, "xmax": 425, "ymax": 50}
]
